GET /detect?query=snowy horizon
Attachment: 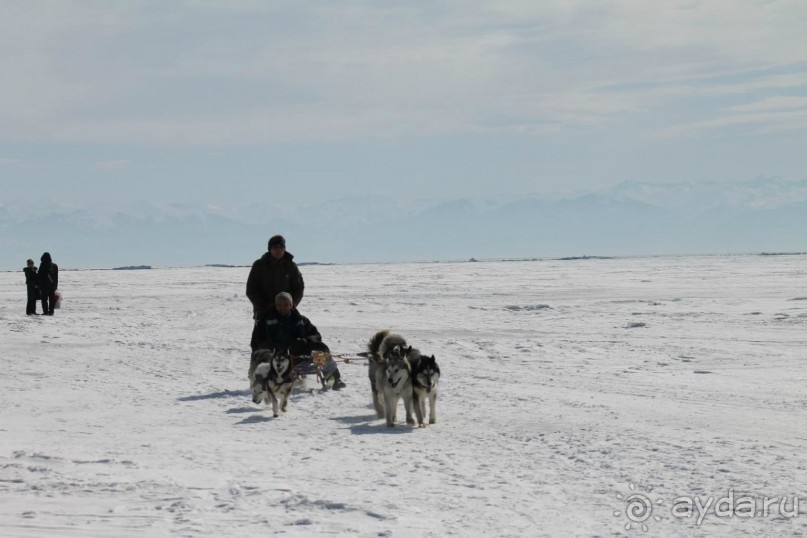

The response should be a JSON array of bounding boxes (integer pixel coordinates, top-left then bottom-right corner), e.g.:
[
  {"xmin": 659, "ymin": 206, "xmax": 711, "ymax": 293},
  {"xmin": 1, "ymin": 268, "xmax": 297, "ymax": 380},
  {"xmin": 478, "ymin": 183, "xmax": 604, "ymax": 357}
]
[
  {"xmin": 5, "ymin": 252, "xmax": 807, "ymax": 275},
  {"xmin": 2, "ymin": 177, "xmax": 806, "ymax": 272}
]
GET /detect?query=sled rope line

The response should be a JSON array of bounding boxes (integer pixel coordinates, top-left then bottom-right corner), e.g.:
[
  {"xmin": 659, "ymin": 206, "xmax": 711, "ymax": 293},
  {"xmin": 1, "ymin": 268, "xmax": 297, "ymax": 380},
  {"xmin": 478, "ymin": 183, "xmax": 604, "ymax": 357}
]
[
  {"xmin": 331, "ymin": 352, "xmax": 373, "ymax": 364},
  {"xmin": 336, "ymin": 357, "xmax": 370, "ymax": 364},
  {"xmin": 295, "ymin": 352, "xmax": 373, "ymax": 365}
]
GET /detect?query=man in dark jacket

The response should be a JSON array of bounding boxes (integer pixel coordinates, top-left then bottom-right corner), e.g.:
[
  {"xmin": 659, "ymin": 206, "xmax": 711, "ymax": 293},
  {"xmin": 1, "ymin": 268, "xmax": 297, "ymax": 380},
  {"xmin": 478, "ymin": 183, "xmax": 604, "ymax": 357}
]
[
  {"xmin": 254, "ymin": 292, "xmax": 346, "ymax": 390},
  {"xmin": 38, "ymin": 252, "xmax": 58, "ymax": 316},
  {"xmin": 246, "ymin": 234, "xmax": 304, "ymax": 314},
  {"xmin": 24, "ymin": 259, "xmax": 39, "ymax": 315},
  {"xmin": 246, "ymin": 234, "xmax": 304, "ymax": 350}
]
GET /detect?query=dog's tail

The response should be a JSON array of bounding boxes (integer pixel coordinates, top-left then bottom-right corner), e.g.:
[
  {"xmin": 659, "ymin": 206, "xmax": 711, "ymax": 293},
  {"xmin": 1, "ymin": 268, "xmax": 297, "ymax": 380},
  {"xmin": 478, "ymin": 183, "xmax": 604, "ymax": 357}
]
[
  {"xmin": 379, "ymin": 332, "xmax": 408, "ymax": 360},
  {"xmin": 367, "ymin": 330, "xmax": 390, "ymax": 361},
  {"xmin": 405, "ymin": 346, "xmax": 422, "ymax": 366}
]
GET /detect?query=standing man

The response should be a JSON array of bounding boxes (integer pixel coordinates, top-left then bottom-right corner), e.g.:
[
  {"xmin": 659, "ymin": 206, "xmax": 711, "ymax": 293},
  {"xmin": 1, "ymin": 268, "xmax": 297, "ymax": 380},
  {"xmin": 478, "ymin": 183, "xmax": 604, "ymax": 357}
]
[
  {"xmin": 246, "ymin": 235, "xmax": 305, "ymax": 350},
  {"xmin": 24, "ymin": 259, "xmax": 39, "ymax": 315},
  {"xmin": 38, "ymin": 252, "xmax": 58, "ymax": 316}
]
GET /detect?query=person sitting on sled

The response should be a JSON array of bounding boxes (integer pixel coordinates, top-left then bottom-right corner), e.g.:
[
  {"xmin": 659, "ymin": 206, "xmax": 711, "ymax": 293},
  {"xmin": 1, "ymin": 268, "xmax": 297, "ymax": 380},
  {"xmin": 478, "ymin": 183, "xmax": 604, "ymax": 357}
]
[{"xmin": 253, "ymin": 292, "xmax": 346, "ymax": 390}]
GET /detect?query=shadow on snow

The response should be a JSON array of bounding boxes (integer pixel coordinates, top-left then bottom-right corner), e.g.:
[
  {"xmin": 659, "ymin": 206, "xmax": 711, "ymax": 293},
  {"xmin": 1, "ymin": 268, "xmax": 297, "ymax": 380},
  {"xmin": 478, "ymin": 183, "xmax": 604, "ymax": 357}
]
[
  {"xmin": 329, "ymin": 414, "xmax": 417, "ymax": 435},
  {"xmin": 177, "ymin": 389, "xmax": 250, "ymax": 402},
  {"xmin": 226, "ymin": 406, "xmax": 258, "ymax": 414},
  {"xmin": 346, "ymin": 422, "xmax": 416, "ymax": 435},
  {"xmin": 235, "ymin": 414, "xmax": 274, "ymax": 425}
]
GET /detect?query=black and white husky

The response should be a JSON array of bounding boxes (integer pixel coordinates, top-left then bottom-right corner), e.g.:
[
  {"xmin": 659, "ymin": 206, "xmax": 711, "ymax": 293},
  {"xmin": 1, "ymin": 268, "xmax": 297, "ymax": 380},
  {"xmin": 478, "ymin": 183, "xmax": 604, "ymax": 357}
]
[
  {"xmin": 367, "ymin": 330, "xmax": 416, "ymax": 427},
  {"xmin": 410, "ymin": 354, "xmax": 440, "ymax": 427},
  {"xmin": 249, "ymin": 349, "xmax": 293, "ymax": 418}
]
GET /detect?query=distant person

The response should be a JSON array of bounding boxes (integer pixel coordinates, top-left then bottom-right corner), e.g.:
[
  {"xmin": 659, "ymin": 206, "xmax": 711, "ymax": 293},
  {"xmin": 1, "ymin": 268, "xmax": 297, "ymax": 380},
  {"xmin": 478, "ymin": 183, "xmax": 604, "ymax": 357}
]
[
  {"xmin": 23, "ymin": 259, "xmax": 39, "ymax": 315},
  {"xmin": 38, "ymin": 252, "xmax": 59, "ymax": 316},
  {"xmin": 254, "ymin": 292, "xmax": 346, "ymax": 390},
  {"xmin": 246, "ymin": 234, "xmax": 305, "ymax": 349}
]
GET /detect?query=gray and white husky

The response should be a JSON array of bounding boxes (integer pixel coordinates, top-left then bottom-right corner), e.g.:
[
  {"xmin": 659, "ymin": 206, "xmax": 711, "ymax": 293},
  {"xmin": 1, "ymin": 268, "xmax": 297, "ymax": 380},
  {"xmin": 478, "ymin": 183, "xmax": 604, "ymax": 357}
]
[
  {"xmin": 410, "ymin": 353, "xmax": 440, "ymax": 427},
  {"xmin": 367, "ymin": 330, "xmax": 396, "ymax": 417},
  {"xmin": 367, "ymin": 330, "xmax": 415, "ymax": 427},
  {"xmin": 250, "ymin": 349, "xmax": 293, "ymax": 418}
]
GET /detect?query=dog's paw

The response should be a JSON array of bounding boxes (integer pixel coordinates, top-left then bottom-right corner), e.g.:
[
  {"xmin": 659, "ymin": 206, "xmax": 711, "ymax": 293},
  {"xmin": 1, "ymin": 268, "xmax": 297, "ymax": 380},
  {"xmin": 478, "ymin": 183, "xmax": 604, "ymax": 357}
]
[
  {"xmin": 429, "ymin": 418, "xmax": 436, "ymax": 424},
  {"xmin": 418, "ymin": 423, "xmax": 426, "ymax": 428},
  {"xmin": 273, "ymin": 413, "xmax": 279, "ymax": 418},
  {"xmin": 406, "ymin": 418, "xmax": 416, "ymax": 426}
]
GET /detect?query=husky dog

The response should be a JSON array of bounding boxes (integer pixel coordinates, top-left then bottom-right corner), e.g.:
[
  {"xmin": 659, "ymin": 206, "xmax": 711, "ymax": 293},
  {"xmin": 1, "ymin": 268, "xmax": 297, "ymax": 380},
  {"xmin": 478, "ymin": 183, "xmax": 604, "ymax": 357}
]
[
  {"xmin": 367, "ymin": 330, "xmax": 403, "ymax": 417},
  {"xmin": 250, "ymin": 349, "xmax": 294, "ymax": 417},
  {"xmin": 367, "ymin": 330, "xmax": 415, "ymax": 427},
  {"xmin": 410, "ymin": 354, "xmax": 440, "ymax": 427},
  {"xmin": 367, "ymin": 330, "xmax": 394, "ymax": 417},
  {"xmin": 379, "ymin": 351, "xmax": 415, "ymax": 427}
]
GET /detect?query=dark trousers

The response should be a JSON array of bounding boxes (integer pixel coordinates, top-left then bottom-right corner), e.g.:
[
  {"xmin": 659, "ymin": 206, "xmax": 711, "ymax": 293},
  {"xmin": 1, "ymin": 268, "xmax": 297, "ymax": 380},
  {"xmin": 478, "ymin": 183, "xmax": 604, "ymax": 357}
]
[
  {"xmin": 250, "ymin": 321, "xmax": 262, "ymax": 353},
  {"xmin": 26, "ymin": 286, "xmax": 39, "ymax": 315},
  {"xmin": 41, "ymin": 292, "xmax": 56, "ymax": 315}
]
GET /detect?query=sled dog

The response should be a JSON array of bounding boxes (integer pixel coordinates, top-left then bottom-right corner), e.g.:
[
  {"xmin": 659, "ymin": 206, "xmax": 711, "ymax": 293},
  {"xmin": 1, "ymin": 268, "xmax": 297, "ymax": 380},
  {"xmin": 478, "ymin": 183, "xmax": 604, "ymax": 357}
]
[
  {"xmin": 367, "ymin": 330, "xmax": 415, "ymax": 427},
  {"xmin": 250, "ymin": 349, "xmax": 294, "ymax": 417},
  {"xmin": 367, "ymin": 330, "xmax": 397, "ymax": 417},
  {"xmin": 410, "ymin": 353, "xmax": 440, "ymax": 427}
]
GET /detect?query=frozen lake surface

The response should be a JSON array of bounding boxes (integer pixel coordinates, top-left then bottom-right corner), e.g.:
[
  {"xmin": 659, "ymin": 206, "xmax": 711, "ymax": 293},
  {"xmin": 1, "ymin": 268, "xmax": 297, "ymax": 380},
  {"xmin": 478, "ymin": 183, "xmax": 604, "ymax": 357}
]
[{"xmin": 1, "ymin": 254, "xmax": 806, "ymax": 536}]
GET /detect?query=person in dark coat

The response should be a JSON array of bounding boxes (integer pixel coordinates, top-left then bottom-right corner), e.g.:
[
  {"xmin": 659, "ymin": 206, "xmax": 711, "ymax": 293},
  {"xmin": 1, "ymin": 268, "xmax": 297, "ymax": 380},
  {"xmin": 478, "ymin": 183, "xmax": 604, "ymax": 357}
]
[
  {"xmin": 38, "ymin": 252, "xmax": 58, "ymax": 316},
  {"xmin": 254, "ymin": 292, "xmax": 346, "ymax": 390},
  {"xmin": 246, "ymin": 234, "xmax": 305, "ymax": 350},
  {"xmin": 24, "ymin": 259, "xmax": 39, "ymax": 315}
]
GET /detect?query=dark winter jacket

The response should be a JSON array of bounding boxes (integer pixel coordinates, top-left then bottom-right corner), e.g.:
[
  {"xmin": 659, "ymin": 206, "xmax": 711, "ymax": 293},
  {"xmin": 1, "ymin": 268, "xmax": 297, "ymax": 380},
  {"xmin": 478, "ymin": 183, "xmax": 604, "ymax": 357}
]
[
  {"xmin": 245, "ymin": 251, "xmax": 304, "ymax": 316},
  {"xmin": 38, "ymin": 253, "xmax": 58, "ymax": 294},
  {"xmin": 24, "ymin": 266, "xmax": 38, "ymax": 288},
  {"xmin": 255, "ymin": 305, "xmax": 322, "ymax": 352}
]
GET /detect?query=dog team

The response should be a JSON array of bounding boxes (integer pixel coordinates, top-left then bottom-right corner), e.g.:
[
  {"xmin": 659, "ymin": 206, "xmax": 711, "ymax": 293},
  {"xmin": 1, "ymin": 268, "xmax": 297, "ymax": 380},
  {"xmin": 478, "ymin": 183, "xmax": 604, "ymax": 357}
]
[
  {"xmin": 245, "ymin": 234, "xmax": 440, "ymax": 425},
  {"xmin": 249, "ymin": 330, "xmax": 441, "ymax": 427}
]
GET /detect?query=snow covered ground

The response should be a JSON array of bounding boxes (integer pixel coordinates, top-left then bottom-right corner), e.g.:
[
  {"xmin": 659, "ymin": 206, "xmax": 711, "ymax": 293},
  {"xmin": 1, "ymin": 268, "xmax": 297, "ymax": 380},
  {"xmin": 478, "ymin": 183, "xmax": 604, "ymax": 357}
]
[{"xmin": 1, "ymin": 254, "xmax": 806, "ymax": 537}]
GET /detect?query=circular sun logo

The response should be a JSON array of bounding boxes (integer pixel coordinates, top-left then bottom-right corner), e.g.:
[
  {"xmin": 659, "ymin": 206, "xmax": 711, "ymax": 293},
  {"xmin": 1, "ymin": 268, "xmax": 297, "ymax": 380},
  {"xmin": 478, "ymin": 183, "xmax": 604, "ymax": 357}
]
[{"xmin": 614, "ymin": 483, "xmax": 664, "ymax": 531}]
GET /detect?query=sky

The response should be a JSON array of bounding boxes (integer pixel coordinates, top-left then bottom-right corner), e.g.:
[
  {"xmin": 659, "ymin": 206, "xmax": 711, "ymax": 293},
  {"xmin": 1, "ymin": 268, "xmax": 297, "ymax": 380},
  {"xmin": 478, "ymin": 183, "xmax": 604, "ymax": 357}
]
[{"xmin": 1, "ymin": 0, "xmax": 807, "ymax": 207}]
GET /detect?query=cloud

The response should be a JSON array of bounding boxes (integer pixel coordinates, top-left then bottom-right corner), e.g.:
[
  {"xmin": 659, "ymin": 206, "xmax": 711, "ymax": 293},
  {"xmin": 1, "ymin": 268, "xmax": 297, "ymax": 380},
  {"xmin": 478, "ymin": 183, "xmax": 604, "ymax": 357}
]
[
  {"xmin": 653, "ymin": 74, "xmax": 807, "ymax": 138},
  {"xmin": 94, "ymin": 159, "xmax": 133, "ymax": 171},
  {"xmin": 727, "ymin": 95, "xmax": 807, "ymax": 113},
  {"xmin": 657, "ymin": 109, "xmax": 807, "ymax": 138},
  {"xmin": 0, "ymin": 157, "xmax": 50, "ymax": 169},
  {"xmin": 1, "ymin": 1, "xmax": 807, "ymax": 145}
]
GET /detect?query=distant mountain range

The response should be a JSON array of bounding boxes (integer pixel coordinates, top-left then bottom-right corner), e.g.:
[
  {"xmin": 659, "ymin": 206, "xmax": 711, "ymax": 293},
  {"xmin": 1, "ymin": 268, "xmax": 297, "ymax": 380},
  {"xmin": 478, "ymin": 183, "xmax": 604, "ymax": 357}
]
[{"xmin": 2, "ymin": 178, "xmax": 806, "ymax": 270}]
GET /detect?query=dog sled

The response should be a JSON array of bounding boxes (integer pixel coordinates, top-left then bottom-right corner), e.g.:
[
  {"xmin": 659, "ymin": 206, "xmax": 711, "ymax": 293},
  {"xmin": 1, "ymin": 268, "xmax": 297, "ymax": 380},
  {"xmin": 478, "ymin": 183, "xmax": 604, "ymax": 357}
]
[
  {"xmin": 292, "ymin": 351, "xmax": 371, "ymax": 389},
  {"xmin": 291, "ymin": 350, "xmax": 339, "ymax": 389}
]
